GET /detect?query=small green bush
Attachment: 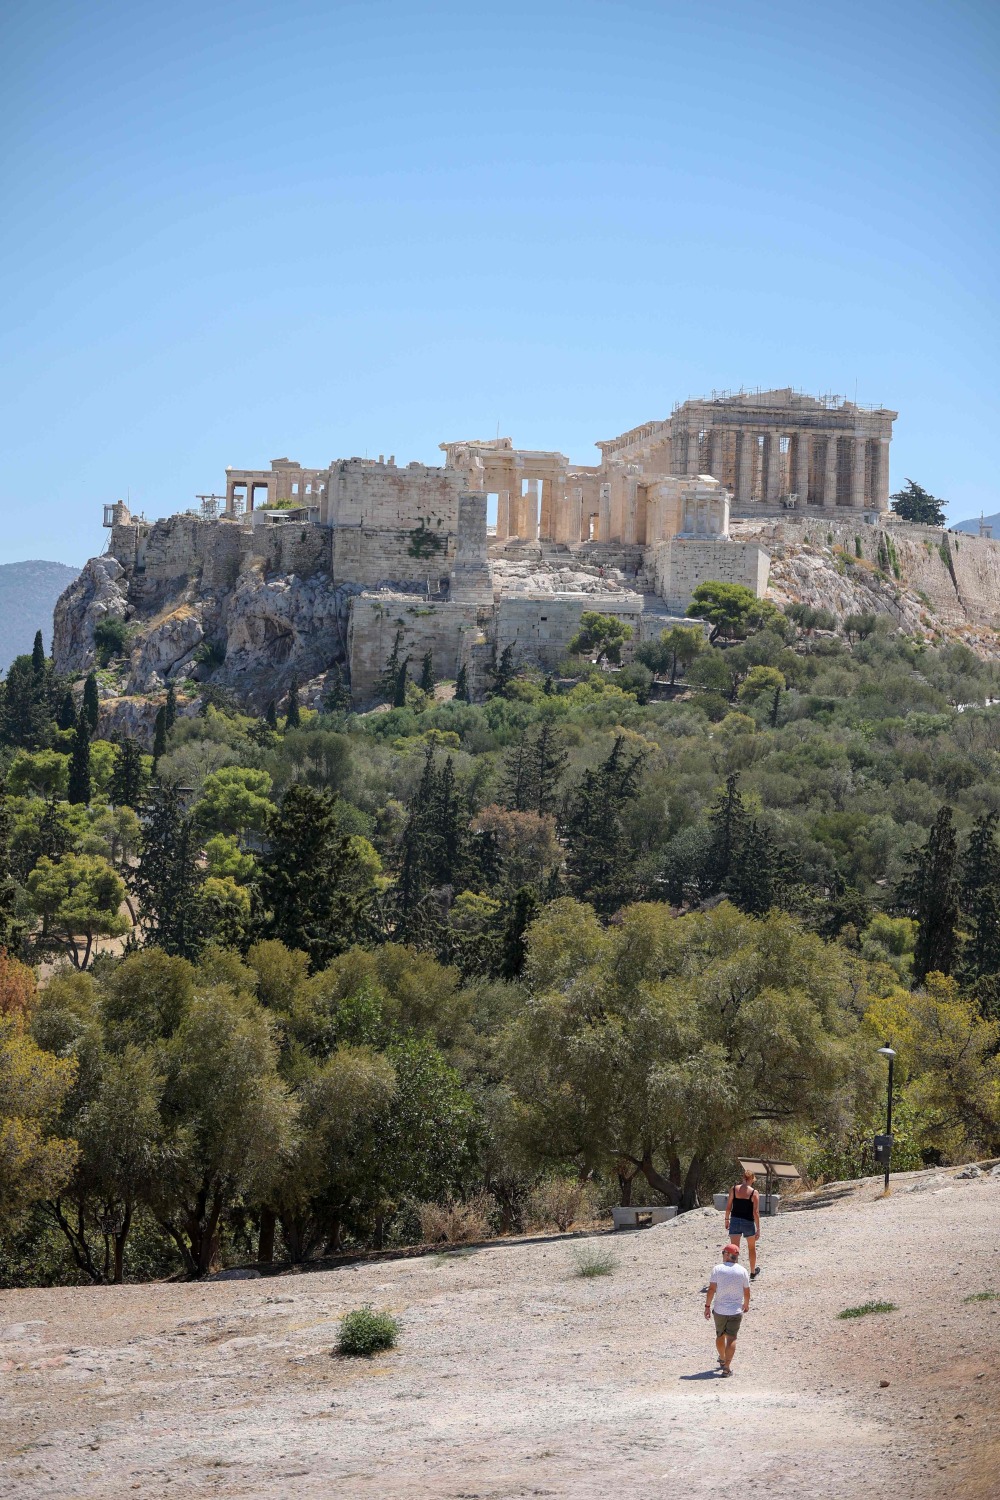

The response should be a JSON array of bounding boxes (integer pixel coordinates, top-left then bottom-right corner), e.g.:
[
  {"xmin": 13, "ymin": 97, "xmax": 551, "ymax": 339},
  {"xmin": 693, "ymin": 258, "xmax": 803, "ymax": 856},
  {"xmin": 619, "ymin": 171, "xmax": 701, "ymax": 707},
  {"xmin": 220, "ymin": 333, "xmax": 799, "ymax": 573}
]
[
  {"xmin": 837, "ymin": 1301, "xmax": 897, "ymax": 1320},
  {"xmin": 336, "ymin": 1305, "xmax": 400, "ymax": 1356},
  {"xmin": 963, "ymin": 1290, "xmax": 1000, "ymax": 1304},
  {"xmin": 572, "ymin": 1245, "xmax": 617, "ymax": 1278}
]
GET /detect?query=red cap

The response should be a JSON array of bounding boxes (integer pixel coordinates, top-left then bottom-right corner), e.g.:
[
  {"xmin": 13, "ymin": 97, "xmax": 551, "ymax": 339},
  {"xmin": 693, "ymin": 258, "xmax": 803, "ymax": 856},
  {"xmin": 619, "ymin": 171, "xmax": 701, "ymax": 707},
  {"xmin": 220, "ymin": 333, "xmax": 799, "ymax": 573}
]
[{"xmin": 721, "ymin": 1243, "xmax": 739, "ymax": 1256}]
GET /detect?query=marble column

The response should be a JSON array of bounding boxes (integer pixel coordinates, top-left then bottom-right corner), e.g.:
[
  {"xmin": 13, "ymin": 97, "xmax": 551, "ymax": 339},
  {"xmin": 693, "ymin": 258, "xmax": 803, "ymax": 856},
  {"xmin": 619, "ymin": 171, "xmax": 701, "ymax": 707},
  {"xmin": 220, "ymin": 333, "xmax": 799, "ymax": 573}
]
[
  {"xmin": 875, "ymin": 438, "xmax": 891, "ymax": 510},
  {"xmin": 823, "ymin": 437, "xmax": 840, "ymax": 507},
  {"xmin": 736, "ymin": 429, "xmax": 754, "ymax": 504},
  {"xmin": 851, "ymin": 438, "xmax": 867, "ymax": 508},
  {"xmin": 763, "ymin": 434, "xmax": 781, "ymax": 502},
  {"xmin": 793, "ymin": 431, "xmax": 811, "ymax": 505},
  {"xmin": 524, "ymin": 478, "xmax": 540, "ymax": 539},
  {"xmin": 539, "ymin": 479, "xmax": 553, "ymax": 542},
  {"xmin": 598, "ymin": 483, "xmax": 611, "ymax": 543},
  {"xmin": 709, "ymin": 428, "xmax": 726, "ymax": 484},
  {"xmin": 496, "ymin": 489, "xmax": 510, "ymax": 542}
]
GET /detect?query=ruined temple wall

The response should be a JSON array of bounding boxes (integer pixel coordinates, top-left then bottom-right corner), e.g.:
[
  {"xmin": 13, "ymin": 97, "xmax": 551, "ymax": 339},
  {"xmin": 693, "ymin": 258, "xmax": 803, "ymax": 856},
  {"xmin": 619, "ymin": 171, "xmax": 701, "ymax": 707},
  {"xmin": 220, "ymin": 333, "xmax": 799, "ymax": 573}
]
[
  {"xmin": 251, "ymin": 524, "xmax": 331, "ymax": 580},
  {"xmin": 326, "ymin": 460, "xmax": 464, "ymax": 531},
  {"xmin": 649, "ymin": 539, "xmax": 771, "ymax": 614},
  {"xmin": 347, "ymin": 595, "xmax": 482, "ymax": 701}
]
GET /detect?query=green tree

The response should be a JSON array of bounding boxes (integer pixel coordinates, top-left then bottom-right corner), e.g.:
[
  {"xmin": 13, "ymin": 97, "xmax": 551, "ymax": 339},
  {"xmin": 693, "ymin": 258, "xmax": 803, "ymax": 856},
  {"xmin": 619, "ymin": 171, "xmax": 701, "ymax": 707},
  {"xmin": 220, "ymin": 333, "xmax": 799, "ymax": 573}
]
[
  {"xmin": 27, "ymin": 853, "xmax": 129, "ymax": 969},
  {"xmin": 164, "ymin": 683, "xmax": 177, "ymax": 733},
  {"xmin": 489, "ymin": 644, "xmax": 517, "ymax": 697},
  {"xmin": 67, "ymin": 710, "xmax": 92, "ymax": 806},
  {"xmin": 896, "ymin": 806, "xmax": 960, "ymax": 983},
  {"xmin": 152, "ymin": 705, "xmax": 168, "ymax": 764},
  {"xmin": 109, "ymin": 736, "xmax": 146, "ymax": 810},
  {"xmin": 637, "ymin": 624, "xmax": 705, "ymax": 685},
  {"xmin": 194, "ymin": 766, "xmax": 275, "ymax": 838},
  {"xmin": 83, "ymin": 672, "xmax": 100, "ymax": 733},
  {"xmin": 0, "ymin": 777, "xmax": 25, "ymax": 954},
  {"xmin": 31, "ymin": 630, "xmax": 46, "ymax": 676},
  {"xmin": 960, "ymin": 811, "xmax": 1000, "ymax": 988},
  {"xmin": 0, "ymin": 1011, "xmax": 78, "ymax": 1225},
  {"xmin": 323, "ymin": 664, "xmax": 352, "ymax": 712},
  {"xmin": 393, "ymin": 657, "xmax": 410, "ymax": 709},
  {"xmin": 0, "ymin": 654, "xmax": 52, "ymax": 749},
  {"xmin": 686, "ymin": 582, "xmax": 776, "ymax": 643},
  {"xmin": 56, "ymin": 689, "xmax": 77, "ymax": 732},
  {"xmin": 285, "ymin": 676, "xmax": 301, "ymax": 729},
  {"xmin": 889, "ymin": 479, "xmax": 946, "ymax": 527},
  {"xmin": 133, "ymin": 783, "xmax": 208, "ymax": 960},
  {"xmin": 93, "ymin": 617, "xmax": 130, "ymax": 667},
  {"xmin": 560, "ymin": 736, "xmax": 644, "ymax": 914},
  {"xmin": 265, "ymin": 699, "xmax": 278, "ymax": 729},
  {"xmin": 395, "ymin": 751, "xmax": 470, "ymax": 938},
  {"xmin": 378, "ymin": 630, "xmax": 405, "ymax": 703},
  {"xmin": 568, "ymin": 611, "xmax": 633, "ymax": 666},
  {"xmin": 256, "ymin": 786, "xmax": 379, "ymax": 968},
  {"xmin": 419, "ymin": 651, "xmax": 435, "ymax": 694},
  {"xmin": 454, "ymin": 664, "xmax": 471, "ymax": 703}
]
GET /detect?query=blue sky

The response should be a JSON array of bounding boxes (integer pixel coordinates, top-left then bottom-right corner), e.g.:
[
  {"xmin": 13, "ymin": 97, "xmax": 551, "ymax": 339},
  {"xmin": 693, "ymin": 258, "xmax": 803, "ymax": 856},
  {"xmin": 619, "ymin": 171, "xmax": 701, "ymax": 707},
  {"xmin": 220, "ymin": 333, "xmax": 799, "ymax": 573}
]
[{"xmin": 1, "ymin": 0, "xmax": 997, "ymax": 565}]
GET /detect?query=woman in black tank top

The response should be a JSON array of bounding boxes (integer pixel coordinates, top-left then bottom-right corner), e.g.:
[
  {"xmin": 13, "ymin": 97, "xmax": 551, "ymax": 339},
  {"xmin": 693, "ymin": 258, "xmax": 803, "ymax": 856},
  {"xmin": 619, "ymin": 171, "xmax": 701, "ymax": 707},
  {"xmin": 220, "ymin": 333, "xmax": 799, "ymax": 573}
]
[{"xmin": 725, "ymin": 1170, "xmax": 761, "ymax": 1277}]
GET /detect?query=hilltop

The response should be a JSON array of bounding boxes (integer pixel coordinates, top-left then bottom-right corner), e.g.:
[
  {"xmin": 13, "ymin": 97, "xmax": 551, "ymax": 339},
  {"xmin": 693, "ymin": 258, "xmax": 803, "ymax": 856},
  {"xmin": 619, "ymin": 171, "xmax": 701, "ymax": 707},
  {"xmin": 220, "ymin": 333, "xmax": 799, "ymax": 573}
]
[{"xmin": 1, "ymin": 1163, "xmax": 996, "ymax": 1499}]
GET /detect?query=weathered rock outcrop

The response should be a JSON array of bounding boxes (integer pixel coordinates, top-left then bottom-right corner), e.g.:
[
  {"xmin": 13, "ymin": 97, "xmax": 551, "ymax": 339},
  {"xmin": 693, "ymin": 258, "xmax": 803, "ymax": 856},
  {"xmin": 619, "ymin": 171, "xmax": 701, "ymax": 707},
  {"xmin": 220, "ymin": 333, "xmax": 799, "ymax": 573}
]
[{"xmin": 52, "ymin": 557, "xmax": 129, "ymax": 673}]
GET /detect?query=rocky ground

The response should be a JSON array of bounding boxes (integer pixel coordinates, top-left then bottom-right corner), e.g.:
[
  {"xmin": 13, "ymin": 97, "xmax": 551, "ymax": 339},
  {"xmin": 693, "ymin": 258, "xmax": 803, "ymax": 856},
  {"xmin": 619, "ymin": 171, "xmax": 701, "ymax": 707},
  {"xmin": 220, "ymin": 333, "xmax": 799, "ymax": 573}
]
[{"xmin": 1, "ymin": 1164, "xmax": 997, "ymax": 1499}]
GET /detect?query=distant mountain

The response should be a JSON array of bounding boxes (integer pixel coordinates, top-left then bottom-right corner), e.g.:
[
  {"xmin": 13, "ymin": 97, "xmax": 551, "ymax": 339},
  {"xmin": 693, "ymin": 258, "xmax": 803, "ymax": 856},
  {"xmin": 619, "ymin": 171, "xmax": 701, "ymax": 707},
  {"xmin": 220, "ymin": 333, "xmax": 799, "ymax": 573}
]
[
  {"xmin": 0, "ymin": 560, "xmax": 81, "ymax": 673},
  {"xmin": 952, "ymin": 512, "xmax": 1000, "ymax": 537}
]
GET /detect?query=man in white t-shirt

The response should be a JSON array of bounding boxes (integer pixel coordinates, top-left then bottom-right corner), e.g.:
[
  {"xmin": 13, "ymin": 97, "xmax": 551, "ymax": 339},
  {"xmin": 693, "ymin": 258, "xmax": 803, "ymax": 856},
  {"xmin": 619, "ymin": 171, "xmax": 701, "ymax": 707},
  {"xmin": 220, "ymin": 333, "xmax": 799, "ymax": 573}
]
[{"xmin": 704, "ymin": 1241, "xmax": 751, "ymax": 1376}]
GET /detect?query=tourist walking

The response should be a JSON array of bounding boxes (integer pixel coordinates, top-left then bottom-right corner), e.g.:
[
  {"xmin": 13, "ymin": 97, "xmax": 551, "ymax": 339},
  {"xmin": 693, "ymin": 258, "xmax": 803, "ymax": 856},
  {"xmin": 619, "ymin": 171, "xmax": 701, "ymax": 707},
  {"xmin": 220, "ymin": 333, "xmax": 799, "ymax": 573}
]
[
  {"xmin": 725, "ymin": 1168, "xmax": 761, "ymax": 1278},
  {"xmin": 704, "ymin": 1242, "xmax": 751, "ymax": 1377}
]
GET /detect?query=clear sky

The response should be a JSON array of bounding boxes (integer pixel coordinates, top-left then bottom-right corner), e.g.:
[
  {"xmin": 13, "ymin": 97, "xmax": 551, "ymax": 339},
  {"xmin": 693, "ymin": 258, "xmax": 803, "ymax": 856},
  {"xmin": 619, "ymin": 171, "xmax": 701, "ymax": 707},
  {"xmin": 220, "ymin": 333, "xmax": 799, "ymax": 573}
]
[{"xmin": 1, "ymin": 0, "xmax": 997, "ymax": 565}]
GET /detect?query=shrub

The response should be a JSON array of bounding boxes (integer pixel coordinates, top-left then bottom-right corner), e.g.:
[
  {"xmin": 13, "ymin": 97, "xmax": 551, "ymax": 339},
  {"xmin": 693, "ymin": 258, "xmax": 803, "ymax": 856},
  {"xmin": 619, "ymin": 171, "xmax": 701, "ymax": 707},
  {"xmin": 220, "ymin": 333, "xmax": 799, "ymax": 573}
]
[
  {"xmin": 93, "ymin": 616, "xmax": 131, "ymax": 666},
  {"xmin": 963, "ymin": 1290, "xmax": 1000, "ymax": 1304},
  {"xmin": 526, "ymin": 1177, "xmax": 596, "ymax": 1233},
  {"xmin": 572, "ymin": 1244, "xmax": 617, "ymax": 1278},
  {"xmin": 337, "ymin": 1305, "xmax": 400, "ymax": 1356},
  {"xmin": 417, "ymin": 1192, "xmax": 493, "ymax": 1244},
  {"xmin": 837, "ymin": 1301, "xmax": 897, "ymax": 1320}
]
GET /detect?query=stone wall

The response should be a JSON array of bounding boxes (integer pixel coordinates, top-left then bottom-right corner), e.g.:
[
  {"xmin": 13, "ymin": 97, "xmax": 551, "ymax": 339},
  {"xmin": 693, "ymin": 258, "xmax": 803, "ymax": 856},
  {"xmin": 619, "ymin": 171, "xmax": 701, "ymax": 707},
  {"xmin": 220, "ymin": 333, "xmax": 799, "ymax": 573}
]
[
  {"xmin": 495, "ymin": 593, "xmax": 646, "ymax": 671},
  {"xmin": 648, "ymin": 539, "xmax": 771, "ymax": 613},
  {"xmin": 251, "ymin": 523, "xmax": 330, "ymax": 580},
  {"xmin": 348, "ymin": 595, "xmax": 484, "ymax": 702}
]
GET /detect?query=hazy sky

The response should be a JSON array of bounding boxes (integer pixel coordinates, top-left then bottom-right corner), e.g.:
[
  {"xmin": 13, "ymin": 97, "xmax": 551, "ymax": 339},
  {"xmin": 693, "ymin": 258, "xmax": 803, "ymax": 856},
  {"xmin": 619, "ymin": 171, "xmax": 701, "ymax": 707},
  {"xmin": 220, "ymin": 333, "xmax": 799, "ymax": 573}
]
[{"xmin": 2, "ymin": 0, "xmax": 997, "ymax": 565}]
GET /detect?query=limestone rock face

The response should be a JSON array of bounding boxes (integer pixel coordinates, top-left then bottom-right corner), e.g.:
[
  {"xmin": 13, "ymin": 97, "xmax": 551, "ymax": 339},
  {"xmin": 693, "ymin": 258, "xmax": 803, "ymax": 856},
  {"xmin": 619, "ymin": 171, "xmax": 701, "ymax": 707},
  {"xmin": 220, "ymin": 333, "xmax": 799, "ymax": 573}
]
[
  {"xmin": 214, "ymin": 569, "xmax": 358, "ymax": 712},
  {"xmin": 126, "ymin": 603, "xmax": 206, "ymax": 693},
  {"xmin": 52, "ymin": 557, "xmax": 129, "ymax": 674}
]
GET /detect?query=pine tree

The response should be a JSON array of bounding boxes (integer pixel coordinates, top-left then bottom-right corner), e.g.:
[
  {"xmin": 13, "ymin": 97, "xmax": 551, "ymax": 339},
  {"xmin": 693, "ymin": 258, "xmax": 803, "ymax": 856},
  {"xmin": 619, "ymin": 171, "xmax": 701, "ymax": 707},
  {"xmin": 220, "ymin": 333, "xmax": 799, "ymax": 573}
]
[
  {"xmin": 0, "ymin": 776, "xmax": 25, "ymax": 953},
  {"xmin": 152, "ymin": 705, "xmax": 168, "ymax": 764},
  {"xmin": 960, "ymin": 811, "xmax": 1000, "ymax": 985},
  {"xmin": 393, "ymin": 659, "xmax": 409, "ymax": 709},
  {"xmin": 133, "ymin": 783, "xmax": 207, "ymax": 959},
  {"xmin": 31, "ymin": 630, "xmax": 46, "ymax": 677},
  {"xmin": 500, "ymin": 738, "xmax": 532, "ymax": 812},
  {"xmin": 285, "ymin": 676, "xmax": 301, "ymax": 729},
  {"xmin": 67, "ymin": 711, "xmax": 92, "ymax": 806},
  {"xmin": 396, "ymin": 750, "xmax": 470, "ymax": 938},
  {"xmin": 109, "ymin": 736, "xmax": 145, "ymax": 810},
  {"xmin": 702, "ymin": 773, "xmax": 748, "ymax": 898},
  {"xmin": 532, "ymin": 722, "xmax": 568, "ymax": 815},
  {"xmin": 560, "ymin": 737, "xmax": 644, "ymax": 914},
  {"xmin": 255, "ymin": 785, "xmax": 371, "ymax": 967},
  {"xmin": 419, "ymin": 651, "xmax": 435, "ymax": 694},
  {"xmin": 489, "ymin": 644, "xmax": 516, "ymax": 698},
  {"xmin": 454, "ymin": 664, "xmax": 470, "ymax": 703},
  {"xmin": 896, "ymin": 805, "xmax": 960, "ymax": 983},
  {"xmin": 164, "ymin": 683, "xmax": 177, "ymax": 733},
  {"xmin": 83, "ymin": 672, "xmax": 100, "ymax": 733},
  {"xmin": 265, "ymin": 700, "xmax": 278, "ymax": 730},
  {"xmin": 378, "ymin": 630, "xmax": 405, "ymax": 703},
  {"xmin": 0, "ymin": 654, "xmax": 51, "ymax": 749},
  {"xmin": 57, "ymin": 690, "xmax": 77, "ymax": 732}
]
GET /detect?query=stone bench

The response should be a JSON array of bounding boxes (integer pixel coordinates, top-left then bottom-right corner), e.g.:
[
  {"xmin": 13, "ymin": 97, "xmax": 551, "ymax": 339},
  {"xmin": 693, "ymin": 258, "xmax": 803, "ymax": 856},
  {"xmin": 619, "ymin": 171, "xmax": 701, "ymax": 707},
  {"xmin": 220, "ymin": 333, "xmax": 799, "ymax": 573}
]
[{"xmin": 611, "ymin": 1206, "xmax": 678, "ymax": 1230}]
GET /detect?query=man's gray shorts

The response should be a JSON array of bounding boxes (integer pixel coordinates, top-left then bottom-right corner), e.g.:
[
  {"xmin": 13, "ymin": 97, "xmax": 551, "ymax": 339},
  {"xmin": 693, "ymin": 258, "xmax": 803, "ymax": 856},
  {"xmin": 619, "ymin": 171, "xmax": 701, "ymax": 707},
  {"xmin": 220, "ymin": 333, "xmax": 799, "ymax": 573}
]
[{"xmin": 713, "ymin": 1312, "xmax": 743, "ymax": 1336}]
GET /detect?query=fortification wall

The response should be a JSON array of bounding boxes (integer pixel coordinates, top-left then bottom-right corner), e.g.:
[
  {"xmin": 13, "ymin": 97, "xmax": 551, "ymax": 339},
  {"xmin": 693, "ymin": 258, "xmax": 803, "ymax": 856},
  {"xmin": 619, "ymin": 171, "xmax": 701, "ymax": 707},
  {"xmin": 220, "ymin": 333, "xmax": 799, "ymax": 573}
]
[
  {"xmin": 495, "ymin": 593, "xmax": 645, "ymax": 670},
  {"xmin": 327, "ymin": 459, "xmax": 464, "ymax": 530},
  {"xmin": 347, "ymin": 595, "xmax": 483, "ymax": 702},
  {"xmin": 648, "ymin": 539, "xmax": 771, "ymax": 613},
  {"xmin": 251, "ymin": 524, "xmax": 330, "ymax": 580}
]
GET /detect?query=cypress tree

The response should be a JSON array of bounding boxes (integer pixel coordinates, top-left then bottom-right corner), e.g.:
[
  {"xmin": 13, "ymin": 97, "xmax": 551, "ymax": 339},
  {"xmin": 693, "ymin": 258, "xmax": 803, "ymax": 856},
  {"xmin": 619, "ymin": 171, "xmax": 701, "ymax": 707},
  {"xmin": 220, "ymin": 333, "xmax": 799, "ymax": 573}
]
[
  {"xmin": 419, "ymin": 651, "xmax": 435, "ymax": 694},
  {"xmin": 152, "ymin": 705, "xmax": 168, "ymax": 764},
  {"xmin": 396, "ymin": 749, "xmax": 470, "ymax": 938},
  {"xmin": 109, "ymin": 736, "xmax": 145, "ymax": 810},
  {"xmin": 454, "ymin": 664, "xmax": 470, "ymax": 703},
  {"xmin": 499, "ymin": 886, "xmax": 539, "ymax": 980},
  {"xmin": 265, "ymin": 699, "xmax": 278, "ymax": 730},
  {"xmin": 67, "ymin": 710, "xmax": 92, "ymax": 806},
  {"xmin": 500, "ymin": 738, "xmax": 532, "ymax": 812},
  {"xmin": 83, "ymin": 672, "xmax": 100, "ymax": 732},
  {"xmin": 896, "ymin": 805, "xmax": 960, "ymax": 983},
  {"xmin": 702, "ymin": 773, "xmax": 748, "ymax": 897},
  {"xmin": 285, "ymin": 676, "xmax": 301, "ymax": 729},
  {"xmin": 31, "ymin": 630, "xmax": 46, "ymax": 677},
  {"xmin": 133, "ymin": 783, "xmax": 207, "ymax": 959},
  {"xmin": 393, "ymin": 659, "xmax": 409, "ymax": 709},
  {"xmin": 0, "ymin": 654, "xmax": 51, "ymax": 749},
  {"xmin": 378, "ymin": 630, "xmax": 405, "ymax": 703},
  {"xmin": 532, "ymin": 722, "xmax": 568, "ymax": 815},
  {"xmin": 164, "ymin": 682, "xmax": 177, "ymax": 733},
  {"xmin": 960, "ymin": 811, "xmax": 1000, "ymax": 985},
  {"xmin": 323, "ymin": 664, "xmax": 352, "ymax": 712},
  {"xmin": 489, "ymin": 644, "xmax": 516, "ymax": 697},
  {"xmin": 57, "ymin": 689, "xmax": 77, "ymax": 732}
]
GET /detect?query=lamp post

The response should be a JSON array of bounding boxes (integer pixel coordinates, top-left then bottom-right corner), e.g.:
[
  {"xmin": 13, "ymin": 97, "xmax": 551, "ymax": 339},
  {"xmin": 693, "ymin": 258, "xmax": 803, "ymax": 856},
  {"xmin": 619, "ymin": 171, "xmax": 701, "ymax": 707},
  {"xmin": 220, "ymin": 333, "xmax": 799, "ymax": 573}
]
[{"xmin": 876, "ymin": 1045, "xmax": 896, "ymax": 1192}]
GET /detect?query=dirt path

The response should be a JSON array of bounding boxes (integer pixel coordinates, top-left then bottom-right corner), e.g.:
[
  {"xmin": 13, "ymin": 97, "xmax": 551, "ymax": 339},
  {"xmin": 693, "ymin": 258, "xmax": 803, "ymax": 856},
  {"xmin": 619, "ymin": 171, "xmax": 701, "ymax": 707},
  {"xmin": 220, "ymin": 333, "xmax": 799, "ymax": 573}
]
[{"xmin": 1, "ymin": 1165, "xmax": 997, "ymax": 1499}]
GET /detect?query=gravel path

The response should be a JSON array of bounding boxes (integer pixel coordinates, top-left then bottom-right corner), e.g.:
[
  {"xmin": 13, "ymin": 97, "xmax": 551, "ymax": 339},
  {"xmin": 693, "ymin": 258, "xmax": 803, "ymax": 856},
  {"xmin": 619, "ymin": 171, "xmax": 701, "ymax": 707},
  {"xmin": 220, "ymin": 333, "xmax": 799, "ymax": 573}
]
[{"xmin": 1, "ymin": 1165, "xmax": 997, "ymax": 1499}]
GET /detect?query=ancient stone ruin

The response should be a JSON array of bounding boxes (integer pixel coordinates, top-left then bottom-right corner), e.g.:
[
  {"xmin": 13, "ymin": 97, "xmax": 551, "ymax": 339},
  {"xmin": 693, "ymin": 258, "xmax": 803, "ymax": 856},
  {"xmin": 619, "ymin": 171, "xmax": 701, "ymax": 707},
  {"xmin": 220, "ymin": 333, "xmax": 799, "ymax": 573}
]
[{"xmin": 57, "ymin": 390, "xmax": 902, "ymax": 710}]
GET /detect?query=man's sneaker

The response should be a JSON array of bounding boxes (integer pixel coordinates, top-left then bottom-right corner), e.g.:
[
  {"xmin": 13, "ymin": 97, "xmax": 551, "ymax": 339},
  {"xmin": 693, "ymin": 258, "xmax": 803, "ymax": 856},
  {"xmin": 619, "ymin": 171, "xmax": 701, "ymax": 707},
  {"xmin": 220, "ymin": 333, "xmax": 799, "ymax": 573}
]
[{"xmin": 751, "ymin": 1267, "xmax": 761, "ymax": 1279}]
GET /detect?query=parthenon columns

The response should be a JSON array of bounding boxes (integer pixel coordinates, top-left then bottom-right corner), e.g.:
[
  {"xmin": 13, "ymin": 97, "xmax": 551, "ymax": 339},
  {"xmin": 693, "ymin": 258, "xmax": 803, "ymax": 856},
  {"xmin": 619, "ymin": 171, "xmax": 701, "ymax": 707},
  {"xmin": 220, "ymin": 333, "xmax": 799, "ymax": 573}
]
[
  {"xmin": 851, "ymin": 437, "xmax": 867, "ymax": 508},
  {"xmin": 793, "ymin": 432, "xmax": 810, "ymax": 503},
  {"xmin": 823, "ymin": 438, "xmax": 839, "ymax": 507},
  {"xmin": 762, "ymin": 434, "xmax": 781, "ymax": 502},
  {"xmin": 736, "ymin": 430, "xmax": 754, "ymax": 504}
]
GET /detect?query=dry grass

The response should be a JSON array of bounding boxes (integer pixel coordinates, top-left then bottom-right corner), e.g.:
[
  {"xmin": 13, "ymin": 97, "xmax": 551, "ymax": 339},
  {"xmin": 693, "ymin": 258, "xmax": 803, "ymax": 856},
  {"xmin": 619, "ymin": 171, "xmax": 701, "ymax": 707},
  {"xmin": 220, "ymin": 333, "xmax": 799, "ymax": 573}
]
[
  {"xmin": 526, "ymin": 1177, "xmax": 597, "ymax": 1233},
  {"xmin": 416, "ymin": 1192, "xmax": 493, "ymax": 1245}
]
